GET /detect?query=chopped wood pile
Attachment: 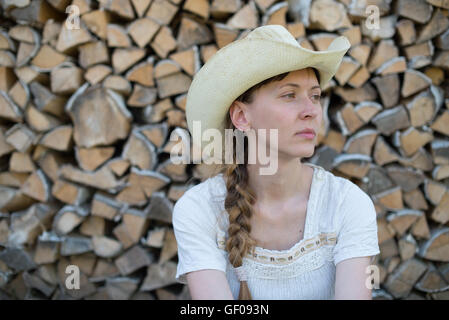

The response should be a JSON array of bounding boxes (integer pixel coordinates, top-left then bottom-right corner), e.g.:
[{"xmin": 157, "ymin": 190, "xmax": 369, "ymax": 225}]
[{"xmin": 0, "ymin": 0, "xmax": 448, "ymax": 300}]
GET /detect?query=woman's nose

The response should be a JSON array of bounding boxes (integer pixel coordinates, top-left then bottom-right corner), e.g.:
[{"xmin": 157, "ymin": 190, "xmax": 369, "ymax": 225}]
[{"xmin": 298, "ymin": 97, "xmax": 319, "ymax": 119}]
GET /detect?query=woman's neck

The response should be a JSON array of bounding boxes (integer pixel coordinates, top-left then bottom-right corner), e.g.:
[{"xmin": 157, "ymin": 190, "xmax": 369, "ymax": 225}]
[{"xmin": 246, "ymin": 160, "xmax": 312, "ymax": 203}]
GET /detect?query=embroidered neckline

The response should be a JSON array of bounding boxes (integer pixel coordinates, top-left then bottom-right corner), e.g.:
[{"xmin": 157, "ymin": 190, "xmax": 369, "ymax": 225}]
[
  {"xmin": 232, "ymin": 243, "xmax": 336, "ymax": 280},
  {"xmin": 217, "ymin": 231, "xmax": 337, "ymax": 266}
]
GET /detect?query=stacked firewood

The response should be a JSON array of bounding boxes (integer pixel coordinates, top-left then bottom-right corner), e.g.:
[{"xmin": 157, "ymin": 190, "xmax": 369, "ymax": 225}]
[{"xmin": 0, "ymin": 0, "xmax": 448, "ymax": 300}]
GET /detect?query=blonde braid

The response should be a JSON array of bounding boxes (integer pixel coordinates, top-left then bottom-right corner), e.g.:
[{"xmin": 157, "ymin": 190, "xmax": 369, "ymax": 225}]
[{"xmin": 223, "ymin": 162, "xmax": 257, "ymax": 299}]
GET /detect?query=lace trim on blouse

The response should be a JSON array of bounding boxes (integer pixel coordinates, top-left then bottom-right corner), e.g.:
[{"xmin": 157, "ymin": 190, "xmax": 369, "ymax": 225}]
[
  {"xmin": 217, "ymin": 230, "xmax": 336, "ymax": 265},
  {"xmin": 217, "ymin": 230, "xmax": 337, "ymax": 280},
  {"xmin": 235, "ymin": 245, "xmax": 335, "ymax": 280}
]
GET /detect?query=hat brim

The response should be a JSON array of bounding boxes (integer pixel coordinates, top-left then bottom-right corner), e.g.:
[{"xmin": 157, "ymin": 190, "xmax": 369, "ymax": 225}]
[{"xmin": 186, "ymin": 33, "xmax": 350, "ymax": 161}]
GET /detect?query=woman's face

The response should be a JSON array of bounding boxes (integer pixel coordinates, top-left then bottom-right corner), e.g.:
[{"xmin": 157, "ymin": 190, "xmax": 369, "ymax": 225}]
[{"xmin": 230, "ymin": 68, "xmax": 323, "ymax": 160}]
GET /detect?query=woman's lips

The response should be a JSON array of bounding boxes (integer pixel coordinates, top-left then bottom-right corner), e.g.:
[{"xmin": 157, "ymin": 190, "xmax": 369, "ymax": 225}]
[{"xmin": 295, "ymin": 132, "xmax": 315, "ymax": 139}]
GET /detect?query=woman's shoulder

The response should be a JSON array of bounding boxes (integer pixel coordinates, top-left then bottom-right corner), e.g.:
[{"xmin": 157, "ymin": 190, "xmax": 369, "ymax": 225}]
[
  {"xmin": 311, "ymin": 163, "xmax": 372, "ymax": 225},
  {"xmin": 172, "ymin": 173, "xmax": 226, "ymax": 226},
  {"xmin": 179, "ymin": 173, "xmax": 226, "ymax": 203},
  {"xmin": 324, "ymin": 168, "xmax": 371, "ymax": 203},
  {"xmin": 308, "ymin": 163, "xmax": 354, "ymax": 199}
]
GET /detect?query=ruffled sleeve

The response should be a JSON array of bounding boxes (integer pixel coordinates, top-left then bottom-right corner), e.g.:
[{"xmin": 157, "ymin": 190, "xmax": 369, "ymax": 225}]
[
  {"xmin": 172, "ymin": 191, "xmax": 228, "ymax": 285},
  {"xmin": 332, "ymin": 182, "xmax": 380, "ymax": 266}
]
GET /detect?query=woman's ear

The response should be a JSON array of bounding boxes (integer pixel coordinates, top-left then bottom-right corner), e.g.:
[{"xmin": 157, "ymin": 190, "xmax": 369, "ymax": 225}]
[{"xmin": 229, "ymin": 101, "xmax": 251, "ymax": 132}]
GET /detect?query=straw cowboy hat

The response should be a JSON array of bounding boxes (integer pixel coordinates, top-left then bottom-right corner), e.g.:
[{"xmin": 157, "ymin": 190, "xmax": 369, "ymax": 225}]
[{"xmin": 185, "ymin": 24, "xmax": 351, "ymax": 161}]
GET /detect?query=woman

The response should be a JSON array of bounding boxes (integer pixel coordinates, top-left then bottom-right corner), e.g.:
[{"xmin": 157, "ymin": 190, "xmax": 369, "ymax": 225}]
[{"xmin": 172, "ymin": 25, "xmax": 380, "ymax": 300}]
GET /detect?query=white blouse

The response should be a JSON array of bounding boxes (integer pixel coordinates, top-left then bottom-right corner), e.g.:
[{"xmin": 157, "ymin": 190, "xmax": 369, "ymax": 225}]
[{"xmin": 172, "ymin": 162, "xmax": 380, "ymax": 299}]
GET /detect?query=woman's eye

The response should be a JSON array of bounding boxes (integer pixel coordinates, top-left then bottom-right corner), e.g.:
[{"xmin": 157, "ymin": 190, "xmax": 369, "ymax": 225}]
[{"xmin": 282, "ymin": 93, "xmax": 321, "ymax": 101}]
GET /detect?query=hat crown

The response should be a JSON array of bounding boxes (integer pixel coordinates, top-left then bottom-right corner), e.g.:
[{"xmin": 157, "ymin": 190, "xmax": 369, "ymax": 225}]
[{"xmin": 245, "ymin": 25, "xmax": 299, "ymax": 47}]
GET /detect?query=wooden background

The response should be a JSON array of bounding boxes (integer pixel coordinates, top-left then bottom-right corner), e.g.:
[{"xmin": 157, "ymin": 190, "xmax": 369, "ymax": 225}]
[{"xmin": 0, "ymin": 0, "xmax": 449, "ymax": 300}]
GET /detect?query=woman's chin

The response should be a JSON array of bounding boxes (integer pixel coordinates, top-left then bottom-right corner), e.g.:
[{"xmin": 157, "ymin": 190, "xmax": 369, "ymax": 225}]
[{"xmin": 278, "ymin": 147, "xmax": 315, "ymax": 159}]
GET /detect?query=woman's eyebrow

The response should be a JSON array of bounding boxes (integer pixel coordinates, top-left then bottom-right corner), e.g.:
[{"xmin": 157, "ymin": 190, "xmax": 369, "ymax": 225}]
[{"xmin": 278, "ymin": 83, "xmax": 321, "ymax": 90}]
